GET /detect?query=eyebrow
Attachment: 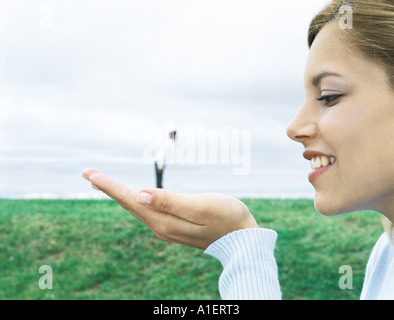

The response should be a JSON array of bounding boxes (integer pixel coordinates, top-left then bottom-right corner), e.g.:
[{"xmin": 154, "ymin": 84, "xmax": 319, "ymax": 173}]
[{"xmin": 311, "ymin": 72, "xmax": 344, "ymax": 87}]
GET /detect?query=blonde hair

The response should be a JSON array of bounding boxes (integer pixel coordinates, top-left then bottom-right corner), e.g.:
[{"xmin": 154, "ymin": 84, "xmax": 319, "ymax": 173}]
[
  {"xmin": 308, "ymin": 0, "xmax": 394, "ymax": 88},
  {"xmin": 308, "ymin": 0, "xmax": 394, "ymax": 242}
]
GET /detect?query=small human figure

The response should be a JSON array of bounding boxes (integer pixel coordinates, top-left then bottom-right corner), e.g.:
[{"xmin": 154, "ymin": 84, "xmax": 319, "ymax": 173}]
[{"xmin": 154, "ymin": 130, "xmax": 177, "ymax": 189}]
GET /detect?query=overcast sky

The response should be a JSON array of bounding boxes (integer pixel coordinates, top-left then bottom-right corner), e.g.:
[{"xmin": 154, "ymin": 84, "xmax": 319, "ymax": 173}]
[{"xmin": 0, "ymin": 0, "xmax": 330, "ymax": 199}]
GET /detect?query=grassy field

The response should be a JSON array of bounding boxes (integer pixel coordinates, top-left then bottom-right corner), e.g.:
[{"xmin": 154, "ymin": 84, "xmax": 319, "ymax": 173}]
[{"xmin": 0, "ymin": 198, "xmax": 384, "ymax": 300}]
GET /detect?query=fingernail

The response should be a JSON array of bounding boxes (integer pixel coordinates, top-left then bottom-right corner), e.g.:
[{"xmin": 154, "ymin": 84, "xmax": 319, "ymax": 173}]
[
  {"xmin": 136, "ymin": 192, "xmax": 152, "ymax": 205},
  {"xmin": 91, "ymin": 184, "xmax": 101, "ymax": 191},
  {"xmin": 82, "ymin": 172, "xmax": 89, "ymax": 180}
]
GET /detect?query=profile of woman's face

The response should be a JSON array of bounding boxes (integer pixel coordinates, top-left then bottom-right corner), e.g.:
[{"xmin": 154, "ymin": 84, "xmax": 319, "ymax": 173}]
[{"xmin": 286, "ymin": 21, "xmax": 394, "ymax": 220}]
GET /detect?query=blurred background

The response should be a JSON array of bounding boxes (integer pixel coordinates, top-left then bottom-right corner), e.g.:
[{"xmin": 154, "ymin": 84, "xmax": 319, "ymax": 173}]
[{"xmin": 0, "ymin": 0, "xmax": 330, "ymax": 199}]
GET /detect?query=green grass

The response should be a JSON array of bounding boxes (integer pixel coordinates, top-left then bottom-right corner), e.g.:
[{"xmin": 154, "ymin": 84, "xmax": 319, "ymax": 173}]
[{"xmin": 0, "ymin": 199, "xmax": 384, "ymax": 300}]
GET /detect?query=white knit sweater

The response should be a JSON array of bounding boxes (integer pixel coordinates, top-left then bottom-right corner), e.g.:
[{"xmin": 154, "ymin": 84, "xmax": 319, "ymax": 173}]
[{"xmin": 204, "ymin": 228, "xmax": 394, "ymax": 300}]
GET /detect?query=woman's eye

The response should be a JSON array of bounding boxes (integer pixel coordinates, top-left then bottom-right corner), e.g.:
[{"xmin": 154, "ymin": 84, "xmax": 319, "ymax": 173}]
[{"xmin": 316, "ymin": 94, "xmax": 343, "ymax": 106}]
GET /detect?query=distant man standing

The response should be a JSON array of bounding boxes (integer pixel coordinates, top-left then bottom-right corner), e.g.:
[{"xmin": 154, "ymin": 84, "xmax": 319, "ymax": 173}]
[{"xmin": 154, "ymin": 131, "xmax": 177, "ymax": 189}]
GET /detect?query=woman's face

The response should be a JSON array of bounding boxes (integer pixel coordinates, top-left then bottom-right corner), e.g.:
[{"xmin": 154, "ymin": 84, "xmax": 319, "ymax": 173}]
[{"xmin": 286, "ymin": 21, "xmax": 394, "ymax": 221}]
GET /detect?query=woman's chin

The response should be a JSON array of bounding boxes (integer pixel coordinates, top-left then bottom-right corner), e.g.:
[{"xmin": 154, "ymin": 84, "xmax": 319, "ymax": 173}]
[{"xmin": 313, "ymin": 194, "xmax": 347, "ymax": 216}]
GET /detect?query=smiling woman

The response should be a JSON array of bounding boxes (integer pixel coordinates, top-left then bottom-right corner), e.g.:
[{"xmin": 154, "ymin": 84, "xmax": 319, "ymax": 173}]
[
  {"xmin": 83, "ymin": 0, "xmax": 394, "ymax": 300},
  {"xmin": 287, "ymin": 19, "xmax": 394, "ymax": 221},
  {"xmin": 305, "ymin": 0, "xmax": 394, "ymax": 226}
]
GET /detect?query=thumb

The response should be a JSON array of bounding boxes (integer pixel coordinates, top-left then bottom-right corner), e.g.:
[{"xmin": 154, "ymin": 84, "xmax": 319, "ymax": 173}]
[
  {"xmin": 136, "ymin": 188, "xmax": 182, "ymax": 213},
  {"xmin": 135, "ymin": 188, "xmax": 206, "ymax": 224}
]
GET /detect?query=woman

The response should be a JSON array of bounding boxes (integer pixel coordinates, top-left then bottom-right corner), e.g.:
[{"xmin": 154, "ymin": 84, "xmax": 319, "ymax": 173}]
[{"xmin": 82, "ymin": 0, "xmax": 394, "ymax": 299}]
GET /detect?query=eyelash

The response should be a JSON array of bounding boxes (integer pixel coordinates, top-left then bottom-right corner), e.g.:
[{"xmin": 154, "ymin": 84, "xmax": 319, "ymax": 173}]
[{"xmin": 316, "ymin": 94, "xmax": 343, "ymax": 106}]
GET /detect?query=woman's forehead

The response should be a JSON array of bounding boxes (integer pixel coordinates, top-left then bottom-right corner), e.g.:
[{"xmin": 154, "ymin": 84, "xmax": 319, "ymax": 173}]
[{"xmin": 303, "ymin": 22, "xmax": 387, "ymax": 89}]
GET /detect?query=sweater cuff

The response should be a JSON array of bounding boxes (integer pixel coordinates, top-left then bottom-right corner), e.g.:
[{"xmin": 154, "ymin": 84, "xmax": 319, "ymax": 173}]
[
  {"xmin": 204, "ymin": 228, "xmax": 280, "ymax": 299},
  {"xmin": 204, "ymin": 228, "xmax": 278, "ymax": 268}
]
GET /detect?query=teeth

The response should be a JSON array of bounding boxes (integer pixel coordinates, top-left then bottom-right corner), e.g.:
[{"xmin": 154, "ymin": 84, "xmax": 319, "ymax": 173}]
[
  {"xmin": 311, "ymin": 155, "xmax": 335, "ymax": 170},
  {"xmin": 321, "ymin": 156, "xmax": 329, "ymax": 167},
  {"xmin": 315, "ymin": 157, "xmax": 321, "ymax": 168}
]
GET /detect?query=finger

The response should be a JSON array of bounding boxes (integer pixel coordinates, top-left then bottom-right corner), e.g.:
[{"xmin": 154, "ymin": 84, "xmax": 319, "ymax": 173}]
[
  {"xmin": 82, "ymin": 169, "xmax": 208, "ymax": 246},
  {"xmin": 89, "ymin": 173, "xmax": 137, "ymax": 207},
  {"xmin": 88, "ymin": 175, "xmax": 208, "ymax": 245},
  {"xmin": 82, "ymin": 168, "xmax": 102, "ymax": 189},
  {"xmin": 88, "ymin": 172, "xmax": 150, "ymax": 222},
  {"xmin": 84, "ymin": 169, "xmax": 203, "ymax": 224},
  {"xmin": 82, "ymin": 168, "xmax": 100, "ymax": 180}
]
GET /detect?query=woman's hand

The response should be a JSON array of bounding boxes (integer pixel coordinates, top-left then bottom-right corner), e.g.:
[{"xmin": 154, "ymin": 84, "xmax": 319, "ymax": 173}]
[{"xmin": 82, "ymin": 168, "xmax": 258, "ymax": 249}]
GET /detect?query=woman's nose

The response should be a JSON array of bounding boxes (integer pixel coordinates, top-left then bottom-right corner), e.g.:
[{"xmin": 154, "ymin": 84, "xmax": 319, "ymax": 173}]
[{"xmin": 286, "ymin": 102, "xmax": 318, "ymax": 144}]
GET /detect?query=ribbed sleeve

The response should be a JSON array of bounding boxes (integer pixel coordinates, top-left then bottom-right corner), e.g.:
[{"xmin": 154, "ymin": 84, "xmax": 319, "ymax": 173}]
[{"xmin": 204, "ymin": 228, "xmax": 281, "ymax": 300}]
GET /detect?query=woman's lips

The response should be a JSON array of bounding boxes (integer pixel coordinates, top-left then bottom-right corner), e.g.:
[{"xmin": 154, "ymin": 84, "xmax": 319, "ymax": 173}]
[
  {"xmin": 308, "ymin": 163, "xmax": 333, "ymax": 182},
  {"xmin": 303, "ymin": 151, "xmax": 336, "ymax": 183}
]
